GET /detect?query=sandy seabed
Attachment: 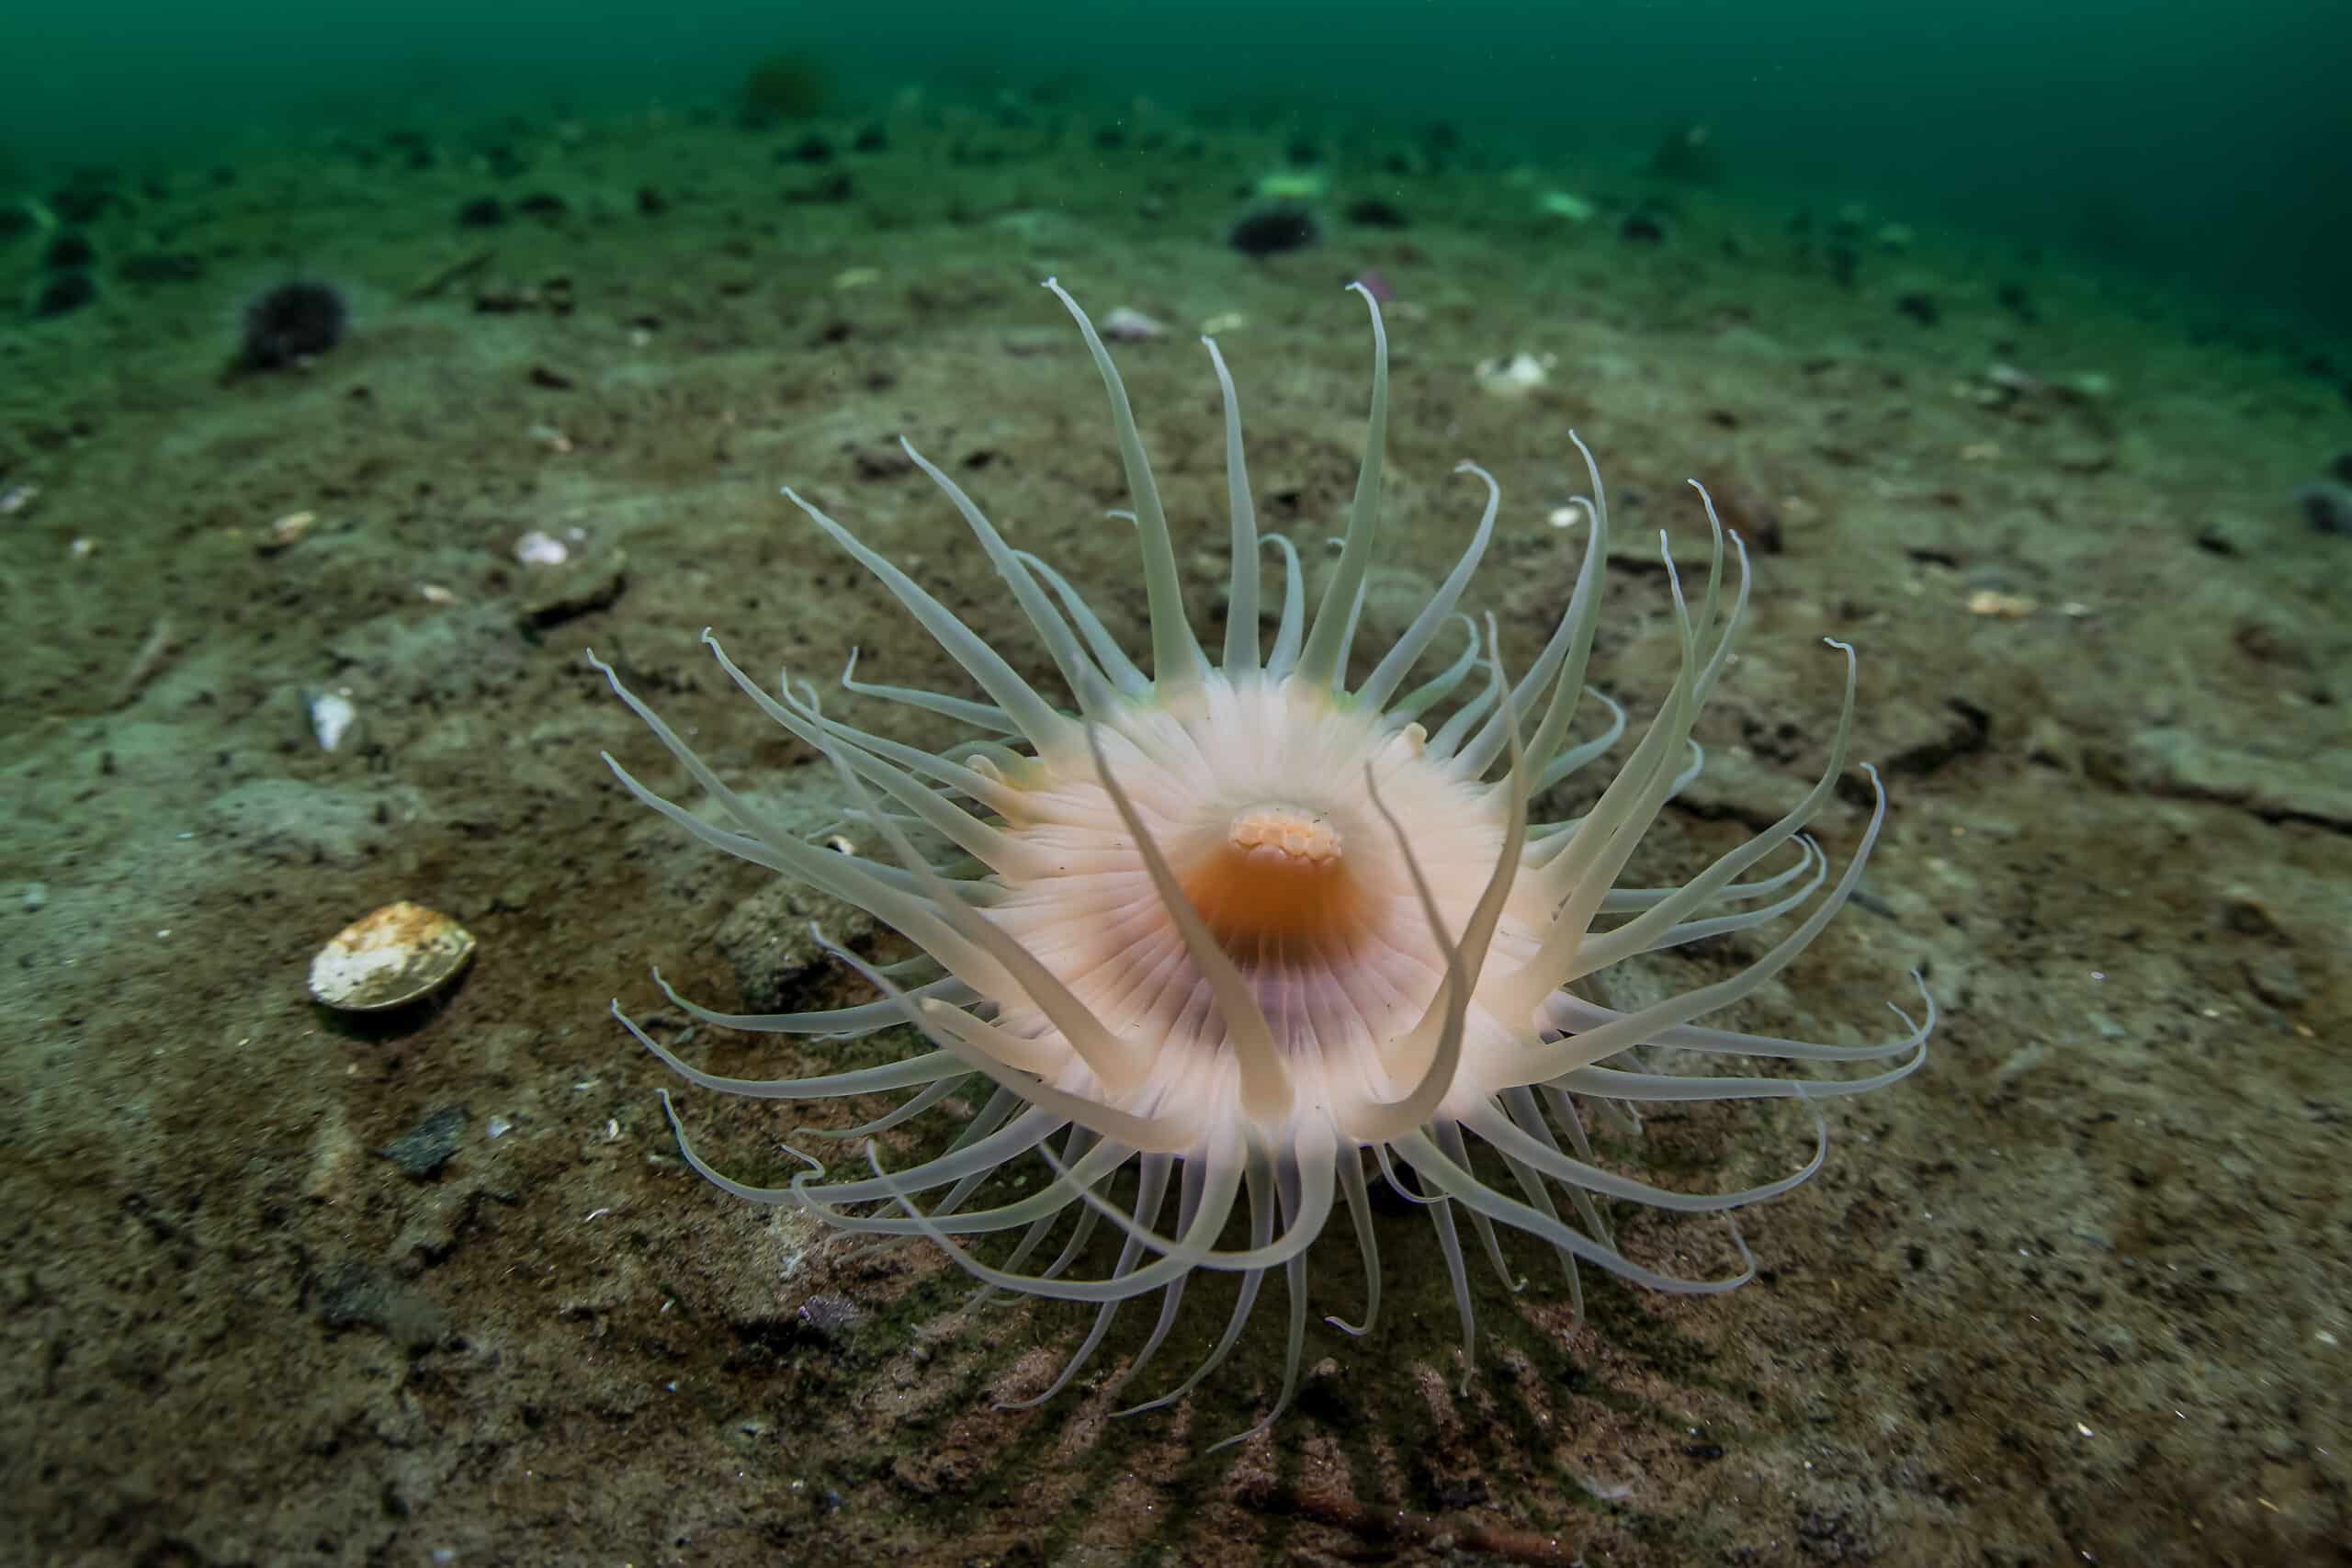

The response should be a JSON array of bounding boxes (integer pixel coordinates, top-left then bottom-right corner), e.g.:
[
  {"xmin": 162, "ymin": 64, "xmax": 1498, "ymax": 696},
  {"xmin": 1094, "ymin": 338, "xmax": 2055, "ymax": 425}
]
[{"xmin": 3, "ymin": 95, "xmax": 2346, "ymax": 1566}]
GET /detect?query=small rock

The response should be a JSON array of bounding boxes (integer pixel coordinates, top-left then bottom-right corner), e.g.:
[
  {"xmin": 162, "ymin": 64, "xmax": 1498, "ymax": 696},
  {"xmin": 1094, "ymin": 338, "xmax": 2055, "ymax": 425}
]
[
  {"xmin": 315, "ymin": 1260, "xmax": 452, "ymax": 1350},
  {"xmin": 1101, "ymin": 307, "xmax": 1165, "ymax": 343},
  {"xmin": 517, "ymin": 548, "xmax": 628, "ymax": 630},
  {"xmin": 514, "ymin": 529, "xmax": 570, "ymax": 567},
  {"xmin": 715, "ymin": 873, "xmax": 878, "ymax": 1012},
  {"xmin": 2218, "ymin": 891, "xmax": 2286, "ymax": 941},
  {"xmin": 1896, "ymin": 292, "xmax": 1939, "ymax": 326},
  {"xmin": 380, "ymin": 1103, "xmax": 470, "ymax": 1179},
  {"xmin": 32, "ymin": 272, "xmax": 96, "ymax": 318},
  {"xmin": 2293, "ymin": 481, "xmax": 2352, "ymax": 536},
  {"xmin": 2242, "ymin": 953, "xmax": 2307, "ymax": 1011},
  {"xmin": 797, "ymin": 1292, "xmax": 863, "ymax": 1345}
]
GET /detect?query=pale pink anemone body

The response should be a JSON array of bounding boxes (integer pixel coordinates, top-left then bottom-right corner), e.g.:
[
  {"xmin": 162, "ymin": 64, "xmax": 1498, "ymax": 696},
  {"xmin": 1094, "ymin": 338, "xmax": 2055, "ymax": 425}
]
[{"xmin": 593, "ymin": 279, "xmax": 1929, "ymax": 1441}]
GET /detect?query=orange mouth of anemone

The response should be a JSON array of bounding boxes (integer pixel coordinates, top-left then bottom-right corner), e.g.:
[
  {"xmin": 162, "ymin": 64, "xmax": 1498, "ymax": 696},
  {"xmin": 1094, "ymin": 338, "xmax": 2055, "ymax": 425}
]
[{"xmin": 1178, "ymin": 803, "xmax": 1366, "ymax": 960}]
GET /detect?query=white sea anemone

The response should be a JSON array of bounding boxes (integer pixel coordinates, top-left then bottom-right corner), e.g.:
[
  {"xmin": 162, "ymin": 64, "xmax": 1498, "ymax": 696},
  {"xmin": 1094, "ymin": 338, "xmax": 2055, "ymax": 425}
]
[{"xmin": 594, "ymin": 278, "xmax": 1929, "ymax": 1442}]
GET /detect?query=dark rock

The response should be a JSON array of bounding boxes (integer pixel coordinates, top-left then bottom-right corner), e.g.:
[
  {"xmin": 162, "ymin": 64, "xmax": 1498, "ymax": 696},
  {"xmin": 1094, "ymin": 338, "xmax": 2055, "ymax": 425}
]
[
  {"xmin": 31, "ymin": 272, "xmax": 96, "ymax": 318},
  {"xmin": 797, "ymin": 1293, "xmax": 863, "ymax": 1346},
  {"xmin": 1228, "ymin": 205, "xmax": 1317, "ymax": 257},
  {"xmin": 42, "ymin": 231, "xmax": 94, "ymax": 270},
  {"xmin": 456, "ymin": 196, "xmax": 507, "ymax": 228},
  {"xmin": 1896, "ymin": 291, "xmax": 1940, "ymax": 326},
  {"xmin": 2294, "ymin": 481, "xmax": 2352, "ymax": 535},
  {"xmin": 518, "ymin": 549, "xmax": 628, "ymax": 630},
  {"xmin": 379, "ymin": 1103, "xmax": 469, "ymax": 1179}
]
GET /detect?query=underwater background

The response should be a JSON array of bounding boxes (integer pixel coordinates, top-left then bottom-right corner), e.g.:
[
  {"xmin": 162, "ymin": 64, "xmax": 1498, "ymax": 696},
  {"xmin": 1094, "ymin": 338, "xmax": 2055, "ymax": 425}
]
[
  {"xmin": 8, "ymin": 0, "xmax": 2351, "ymax": 335},
  {"xmin": 3, "ymin": 1, "xmax": 2346, "ymax": 1564}
]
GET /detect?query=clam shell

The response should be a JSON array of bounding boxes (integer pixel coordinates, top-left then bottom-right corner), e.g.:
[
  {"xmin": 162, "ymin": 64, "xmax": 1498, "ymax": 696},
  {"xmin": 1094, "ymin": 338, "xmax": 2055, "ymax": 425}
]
[{"xmin": 309, "ymin": 901, "xmax": 476, "ymax": 1011}]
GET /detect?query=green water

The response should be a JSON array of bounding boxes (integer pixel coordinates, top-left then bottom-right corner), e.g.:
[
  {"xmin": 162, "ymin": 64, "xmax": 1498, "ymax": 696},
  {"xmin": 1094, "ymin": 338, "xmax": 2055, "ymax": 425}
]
[{"xmin": 5, "ymin": 0, "xmax": 2347, "ymax": 336}]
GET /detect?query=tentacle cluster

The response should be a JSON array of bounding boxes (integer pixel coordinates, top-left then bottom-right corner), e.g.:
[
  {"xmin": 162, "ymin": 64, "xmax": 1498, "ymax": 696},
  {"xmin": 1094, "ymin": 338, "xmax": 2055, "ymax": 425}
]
[{"xmin": 596, "ymin": 278, "xmax": 1929, "ymax": 1443}]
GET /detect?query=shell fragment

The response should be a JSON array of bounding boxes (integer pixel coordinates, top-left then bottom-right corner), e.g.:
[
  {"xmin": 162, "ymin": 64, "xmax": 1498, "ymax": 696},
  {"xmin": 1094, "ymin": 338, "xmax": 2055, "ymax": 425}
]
[{"xmin": 309, "ymin": 901, "xmax": 476, "ymax": 1011}]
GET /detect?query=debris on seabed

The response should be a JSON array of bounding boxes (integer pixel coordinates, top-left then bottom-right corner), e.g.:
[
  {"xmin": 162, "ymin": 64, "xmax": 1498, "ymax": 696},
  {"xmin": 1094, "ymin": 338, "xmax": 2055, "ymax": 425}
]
[
  {"xmin": 1101, "ymin": 307, "xmax": 1165, "ymax": 342},
  {"xmin": 259, "ymin": 509, "xmax": 317, "ymax": 554},
  {"xmin": 111, "ymin": 615, "xmax": 178, "ymax": 709},
  {"xmin": 309, "ymin": 901, "xmax": 477, "ymax": 1012},
  {"xmin": 308, "ymin": 687, "xmax": 359, "ymax": 750},
  {"xmin": 514, "ymin": 529, "xmax": 570, "ymax": 566},
  {"xmin": 1476, "ymin": 350, "xmax": 1555, "ymax": 396},
  {"xmin": 0, "ymin": 482, "xmax": 38, "ymax": 515},
  {"xmin": 1966, "ymin": 588, "xmax": 2039, "ymax": 619},
  {"xmin": 418, "ymin": 583, "xmax": 459, "ymax": 605}
]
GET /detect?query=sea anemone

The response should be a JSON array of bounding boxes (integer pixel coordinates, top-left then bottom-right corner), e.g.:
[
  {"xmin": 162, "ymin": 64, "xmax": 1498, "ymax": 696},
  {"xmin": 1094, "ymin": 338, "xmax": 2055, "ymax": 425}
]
[{"xmin": 594, "ymin": 279, "xmax": 1929, "ymax": 1440}]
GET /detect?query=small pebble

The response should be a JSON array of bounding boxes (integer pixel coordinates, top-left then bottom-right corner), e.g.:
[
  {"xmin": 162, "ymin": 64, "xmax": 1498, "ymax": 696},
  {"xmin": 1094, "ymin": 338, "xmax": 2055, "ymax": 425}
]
[
  {"xmin": 1101, "ymin": 307, "xmax": 1164, "ymax": 343},
  {"xmin": 514, "ymin": 530, "xmax": 569, "ymax": 566}
]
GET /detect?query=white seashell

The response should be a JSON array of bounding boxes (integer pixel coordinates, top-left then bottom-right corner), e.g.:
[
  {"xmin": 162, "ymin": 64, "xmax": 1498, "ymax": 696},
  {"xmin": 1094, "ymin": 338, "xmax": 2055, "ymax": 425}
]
[
  {"xmin": 1475, "ymin": 351, "xmax": 1555, "ymax": 397},
  {"xmin": 309, "ymin": 901, "xmax": 477, "ymax": 1012},
  {"xmin": 309, "ymin": 688, "xmax": 358, "ymax": 751}
]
